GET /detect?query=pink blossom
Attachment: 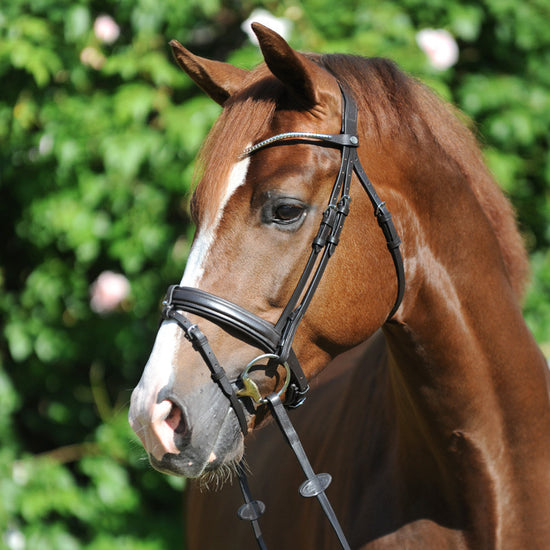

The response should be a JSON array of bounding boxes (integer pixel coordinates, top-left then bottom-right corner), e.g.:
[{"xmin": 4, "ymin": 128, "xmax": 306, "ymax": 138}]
[
  {"xmin": 416, "ymin": 29, "xmax": 459, "ymax": 70},
  {"xmin": 93, "ymin": 14, "xmax": 120, "ymax": 44},
  {"xmin": 90, "ymin": 271, "xmax": 130, "ymax": 313},
  {"xmin": 80, "ymin": 46, "xmax": 105, "ymax": 70}
]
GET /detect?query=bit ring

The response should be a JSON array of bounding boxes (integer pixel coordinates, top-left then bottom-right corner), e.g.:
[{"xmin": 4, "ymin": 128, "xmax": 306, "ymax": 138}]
[{"xmin": 237, "ymin": 353, "xmax": 291, "ymax": 404}]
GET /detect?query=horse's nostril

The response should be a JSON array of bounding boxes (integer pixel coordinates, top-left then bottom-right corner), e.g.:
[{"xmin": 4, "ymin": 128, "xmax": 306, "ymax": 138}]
[{"xmin": 164, "ymin": 401, "xmax": 187, "ymax": 435}]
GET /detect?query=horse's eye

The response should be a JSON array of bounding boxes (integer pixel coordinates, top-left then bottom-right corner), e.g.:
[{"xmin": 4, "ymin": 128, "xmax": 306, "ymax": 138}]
[
  {"xmin": 261, "ymin": 197, "xmax": 308, "ymax": 229},
  {"xmin": 274, "ymin": 204, "xmax": 305, "ymax": 223}
]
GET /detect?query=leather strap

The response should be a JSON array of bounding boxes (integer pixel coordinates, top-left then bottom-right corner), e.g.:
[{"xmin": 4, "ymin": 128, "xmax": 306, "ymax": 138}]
[
  {"xmin": 236, "ymin": 460, "xmax": 268, "ymax": 550},
  {"xmin": 161, "ymin": 300, "xmax": 250, "ymax": 435},
  {"xmin": 266, "ymin": 394, "xmax": 351, "ymax": 550},
  {"xmin": 352, "ymin": 151, "xmax": 405, "ymax": 319},
  {"xmin": 241, "ymin": 132, "xmax": 358, "ymax": 157},
  {"xmin": 167, "ymin": 286, "xmax": 281, "ymax": 351},
  {"xmin": 164, "ymin": 285, "xmax": 309, "ymax": 406}
]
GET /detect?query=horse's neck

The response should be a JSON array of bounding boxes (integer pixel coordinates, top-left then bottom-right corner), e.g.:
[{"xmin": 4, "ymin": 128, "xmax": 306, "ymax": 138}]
[{"xmin": 380, "ymin": 220, "xmax": 550, "ymax": 546}]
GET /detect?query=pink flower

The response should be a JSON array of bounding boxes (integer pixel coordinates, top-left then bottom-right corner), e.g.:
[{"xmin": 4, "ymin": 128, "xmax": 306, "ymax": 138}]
[
  {"xmin": 80, "ymin": 46, "xmax": 105, "ymax": 70},
  {"xmin": 416, "ymin": 29, "xmax": 459, "ymax": 70},
  {"xmin": 93, "ymin": 14, "xmax": 120, "ymax": 44},
  {"xmin": 90, "ymin": 271, "xmax": 130, "ymax": 313}
]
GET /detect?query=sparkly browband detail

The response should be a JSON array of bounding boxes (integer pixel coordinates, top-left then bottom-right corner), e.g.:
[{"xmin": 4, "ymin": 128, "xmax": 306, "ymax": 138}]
[{"xmin": 240, "ymin": 132, "xmax": 358, "ymax": 158}]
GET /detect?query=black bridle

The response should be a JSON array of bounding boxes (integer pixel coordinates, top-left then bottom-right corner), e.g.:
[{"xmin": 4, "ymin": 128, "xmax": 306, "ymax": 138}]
[{"xmin": 161, "ymin": 85, "xmax": 404, "ymax": 550}]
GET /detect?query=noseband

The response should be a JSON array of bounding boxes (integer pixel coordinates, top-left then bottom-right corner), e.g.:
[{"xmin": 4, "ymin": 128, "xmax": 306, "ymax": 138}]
[{"xmin": 160, "ymin": 85, "xmax": 404, "ymax": 550}]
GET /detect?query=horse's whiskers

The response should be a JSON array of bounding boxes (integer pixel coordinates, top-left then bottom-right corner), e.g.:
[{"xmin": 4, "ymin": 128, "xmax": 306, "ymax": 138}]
[{"xmin": 198, "ymin": 460, "xmax": 240, "ymax": 492}]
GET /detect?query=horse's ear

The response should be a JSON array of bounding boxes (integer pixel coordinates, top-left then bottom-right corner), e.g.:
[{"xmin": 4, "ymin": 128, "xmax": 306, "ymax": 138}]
[
  {"xmin": 251, "ymin": 23, "xmax": 334, "ymax": 106},
  {"xmin": 169, "ymin": 40, "xmax": 249, "ymax": 106}
]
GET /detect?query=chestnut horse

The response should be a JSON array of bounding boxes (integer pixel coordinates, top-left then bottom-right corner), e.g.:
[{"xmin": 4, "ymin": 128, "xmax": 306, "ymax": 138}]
[{"xmin": 129, "ymin": 23, "xmax": 550, "ymax": 549}]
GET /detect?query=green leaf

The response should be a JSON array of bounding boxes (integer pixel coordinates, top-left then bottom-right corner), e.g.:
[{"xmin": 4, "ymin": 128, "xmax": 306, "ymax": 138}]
[{"xmin": 65, "ymin": 6, "xmax": 90, "ymax": 43}]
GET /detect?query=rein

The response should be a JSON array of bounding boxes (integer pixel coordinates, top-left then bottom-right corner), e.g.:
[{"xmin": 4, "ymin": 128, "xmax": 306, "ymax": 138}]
[{"xmin": 161, "ymin": 85, "xmax": 404, "ymax": 550}]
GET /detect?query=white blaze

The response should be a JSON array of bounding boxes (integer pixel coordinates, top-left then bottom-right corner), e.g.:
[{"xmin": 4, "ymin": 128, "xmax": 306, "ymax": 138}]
[
  {"xmin": 130, "ymin": 156, "xmax": 251, "ymax": 422},
  {"xmin": 129, "ymin": 321, "xmax": 181, "ymax": 430},
  {"xmin": 181, "ymin": 156, "xmax": 250, "ymax": 288}
]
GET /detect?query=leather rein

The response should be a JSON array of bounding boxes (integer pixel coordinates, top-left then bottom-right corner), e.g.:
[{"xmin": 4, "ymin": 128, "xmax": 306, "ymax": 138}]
[{"xmin": 161, "ymin": 85, "xmax": 405, "ymax": 550}]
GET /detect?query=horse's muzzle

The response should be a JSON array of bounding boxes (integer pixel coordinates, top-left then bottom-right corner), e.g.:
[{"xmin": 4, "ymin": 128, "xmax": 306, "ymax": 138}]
[{"xmin": 129, "ymin": 382, "xmax": 244, "ymax": 478}]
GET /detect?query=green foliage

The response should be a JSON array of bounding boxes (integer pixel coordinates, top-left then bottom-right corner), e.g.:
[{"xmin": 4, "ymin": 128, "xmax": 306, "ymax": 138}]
[{"xmin": 1, "ymin": 0, "xmax": 549, "ymax": 548}]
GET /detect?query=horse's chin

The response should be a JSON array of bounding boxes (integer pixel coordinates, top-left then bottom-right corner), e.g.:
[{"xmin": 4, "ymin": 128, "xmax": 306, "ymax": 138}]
[
  {"xmin": 198, "ymin": 459, "xmax": 242, "ymax": 490},
  {"xmin": 149, "ymin": 446, "xmax": 243, "ymax": 480}
]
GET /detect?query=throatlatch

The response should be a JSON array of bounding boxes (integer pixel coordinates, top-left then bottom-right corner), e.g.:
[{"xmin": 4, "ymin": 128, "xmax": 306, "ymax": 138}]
[{"xmin": 160, "ymin": 84, "xmax": 404, "ymax": 550}]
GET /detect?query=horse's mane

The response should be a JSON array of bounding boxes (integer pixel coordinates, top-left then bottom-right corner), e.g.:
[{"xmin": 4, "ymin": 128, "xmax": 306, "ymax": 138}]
[
  {"xmin": 195, "ymin": 54, "xmax": 529, "ymax": 298},
  {"xmin": 316, "ymin": 53, "xmax": 529, "ymax": 299}
]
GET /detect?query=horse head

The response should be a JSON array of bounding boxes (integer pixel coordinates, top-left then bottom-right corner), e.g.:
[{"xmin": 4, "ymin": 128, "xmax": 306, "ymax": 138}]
[
  {"xmin": 125, "ymin": 23, "xmax": 550, "ymax": 550},
  {"xmin": 129, "ymin": 24, "xmax": 405, "ymax": 479}
]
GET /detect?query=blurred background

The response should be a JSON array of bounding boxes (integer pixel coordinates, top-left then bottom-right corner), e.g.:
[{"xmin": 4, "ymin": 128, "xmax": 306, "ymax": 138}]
[{"xmin": 1, "ymin": 1, "xmax": 549, "ymax": 548}]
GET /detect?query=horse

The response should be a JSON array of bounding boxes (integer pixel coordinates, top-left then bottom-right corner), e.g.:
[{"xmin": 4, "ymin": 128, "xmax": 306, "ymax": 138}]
[{"xmin": 129, "ymin": 23, "xmax": 550, "ymax": 549}]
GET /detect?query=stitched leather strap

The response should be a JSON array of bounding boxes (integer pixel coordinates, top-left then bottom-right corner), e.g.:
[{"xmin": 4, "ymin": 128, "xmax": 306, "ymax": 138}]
[
  {"xmin": 164, "ymin": 285, "xmax": 310, "ymax": 406},
  {"xmin": 161, "ymin": 303, "xmax": 250, "ymax": 435},
  {"xmin": 236, "ymin": 460, "xmax": 268, "ymax": 550},
  {"xmin": 266, "ymin": 394, "xmax": 351, "ymax": 550},
  {"xmin": 168, "ymin": 286, "xmax": 281, "ymax": 350},
  {"xmin": 352, "ymin": 155, "xmax": 405, "ymax": 318}
]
